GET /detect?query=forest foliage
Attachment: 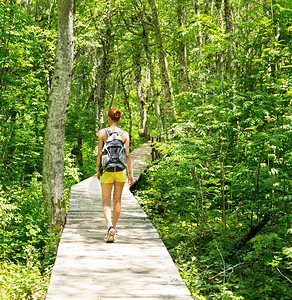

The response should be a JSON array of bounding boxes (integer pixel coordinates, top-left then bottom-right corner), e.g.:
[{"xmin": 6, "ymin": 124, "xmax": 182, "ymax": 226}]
[{"xmin": 0, "ymin": 0, "xmax": 291, "ymax": 299}]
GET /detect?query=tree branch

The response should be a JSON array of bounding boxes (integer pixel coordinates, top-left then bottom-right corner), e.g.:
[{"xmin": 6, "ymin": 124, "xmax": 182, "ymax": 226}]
[
  {"xmin": 208, "ymin": 262, "xmax": 245, "ymax": 280},
  {"xmin": 226, "ymin": 213, "xmax": 272, "ymax": 261},
  {"xmin": 276, "ymin": 267, "xmax": 292, "ymax": 284}
]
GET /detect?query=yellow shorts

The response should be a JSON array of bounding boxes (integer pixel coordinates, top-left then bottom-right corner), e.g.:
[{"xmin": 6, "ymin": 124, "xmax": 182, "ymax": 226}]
[{"xmin": 100, "ymin": 169, "xmax": 127, "ymax": 184}]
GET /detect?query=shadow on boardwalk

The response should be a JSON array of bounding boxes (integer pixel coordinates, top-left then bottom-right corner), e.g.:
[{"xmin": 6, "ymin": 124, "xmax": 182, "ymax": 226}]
[{"xmin": 46, "ymin": 142, "xmax": 193, "ymax": 299}]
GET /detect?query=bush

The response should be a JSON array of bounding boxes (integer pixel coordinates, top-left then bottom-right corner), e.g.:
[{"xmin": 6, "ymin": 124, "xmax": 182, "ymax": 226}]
[{"xmin": 0, "ymin": 178, "xmax": 59, "ymax": 299}]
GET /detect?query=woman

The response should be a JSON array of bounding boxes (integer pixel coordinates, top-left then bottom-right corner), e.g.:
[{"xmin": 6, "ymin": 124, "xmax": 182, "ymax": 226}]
[{"xmin": 96, "ymin": 108, "xmax": 134, "ymax": 242}]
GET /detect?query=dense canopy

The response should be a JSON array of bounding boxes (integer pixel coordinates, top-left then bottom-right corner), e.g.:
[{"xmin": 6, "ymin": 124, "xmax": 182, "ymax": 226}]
[{"xmin": 0, "ymin": 0, "xmax": 291, "ymax": 299}]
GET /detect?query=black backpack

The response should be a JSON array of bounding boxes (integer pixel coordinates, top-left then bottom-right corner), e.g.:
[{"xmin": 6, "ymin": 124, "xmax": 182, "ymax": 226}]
[{"xmin": 101, "ymin": 128, "xmax": 127, "ymax": 172}]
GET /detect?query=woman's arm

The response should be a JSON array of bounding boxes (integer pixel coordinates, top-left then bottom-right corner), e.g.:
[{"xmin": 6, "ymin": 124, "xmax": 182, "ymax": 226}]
[
  {"xmin": 123, "ymin": 131, "xmax": 134, "ymax": 185},
  {"xmin": 96, "ymin": 129, "xmax": 106, "ymax": 180}
]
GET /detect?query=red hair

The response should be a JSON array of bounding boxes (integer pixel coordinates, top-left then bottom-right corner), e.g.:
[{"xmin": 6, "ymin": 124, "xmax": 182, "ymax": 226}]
[{"xmin": 107, "ymin": 108, "xmax": 121, "ymax": 122}]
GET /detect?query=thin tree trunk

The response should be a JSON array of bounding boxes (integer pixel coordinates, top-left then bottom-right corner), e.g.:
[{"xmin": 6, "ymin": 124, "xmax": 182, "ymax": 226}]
[
  {"xmin": 26, "ymin": 0, "xmax": 32, "ymax": 13},
  {"xmin": 47, "ymin": 0, "xmax": 54, "ymax": 28},
  {"xmin": 204, "ymin": 0, "xmax": 214, "ymax": 16},
  {"xmin": 203, "ymin": 0, "xmax": 215, "ymax": 78},
  {"xmin": 94, "ymin": 52, "xmax": 110, "ymax": 136},
  {"xmin": 224, "ymin": 0, "xmax": 233, "ymax": 73},
  {"xmin": 110, "ymin": 58, "xmax": 119, "ymax": 106},
  {"xmin": 119, "ymin": 74, "xmax": 133, "ymax": 149},
  {"xmin": 133, "ymin": 41, "xmax": 150, "ymax": 140},
  {"xmin": 94, "ymin": 29, "xmax": 111, "ymax": 136},
  {"xmin": 195, "ymin": 0, "xmax": 203, "ymax": 55},
  {"xmin": 138, "ymin": 79, "xmax": 150, "ymax": 139},
  {"xmin": 224, "ymin": 0, "xmax": 233, "ymax": 34},
  {"xmin": 288, "ymin": 198, "xmax": 291, "ymax": 245},
  {"xmin": 140, "ymin": 0, "xmax": 163, "ymax": 133},
  {"xmin": 177, "ymin": 0, "xmax": 189, "ymax": 92},
  {"xmin": 35, "ymin": 0, "xmax": 40, "ymax": 22},
  {"xmin": 92, "ymin": 0, "xmax": 113, "ymax": 135},
  {"xmin": 215, "ymin": 0, "xmax": 224, "ymax": 81},
  {"xmin": 42, "ymin": 0, "xmax": 74, "ymax": 232},
  {"xmin": 219, "ymin": 130, "xmax": 229, "ymax": 248},
  {"xmin": 147, "ymin": 0, "xmax": 176, "ymax": 118},
  {"xmin": 281, "ymin": 140, "xmax": 291, "ymax": 244}
]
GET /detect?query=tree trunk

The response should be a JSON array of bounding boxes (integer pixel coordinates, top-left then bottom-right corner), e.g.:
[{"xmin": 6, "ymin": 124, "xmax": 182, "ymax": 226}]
[
  {"xmin": 94, "ymin": 49, "xmax": 110, "ymax": 136},
  {"xmin": 42, "ymin": 0, "xmax": 74, "ymax": 233},
  {"xmin": 215, "ymin": 0, "xmax": 224, "ymax": 81},
  {"xmin": 71, "ymin": 134, "xmax": 83, "ymax": 167},
  {"xmin": 224, "ymin": 0, "xmax": 233, "ymax": 73},
  {"xmin": 147, "ymin": 0, "xmax": 176, "ymax": 118},
  {"xmin": 226, "ymin": 213, "xmax": 272, "ymax": 261},
  {"xmin": 195, "ymin": 0, "xmax": 203, "ymax": 55},
  {"xmin": 35, "ymin": 0, "xmax": 40, "ymax": 22},
  {"xmin": 137, "ymin": 79, "xmax": 150, "ymax": 139},
  {"xmin": 26, "ymin": 0, "xmax": 32, "ymax": 13},
  {"xmin": 48, "ymin": 0, "xmax": 54, "ymax": 28},
  {"xmin": 140, "ymin": 0, "xmax": 163, "ymax": 133},
  {"xmin": 119, "ymin": 74, "xmax": 133, "ymax": 149},
  {"xmin": 133, "ymin": 41, "xmax": 150, "ymax": 140},
  {"xmin": 177, "ymin": 0, "xmax": 189, "ymax": 93},
  {"xmin": 203, "ymin": 0, "xmax": 214, "ymax": 16},
  {"xmin": 91, "ymin": 0, "xmax": 113, "ymax": 135},
  {"xmin": 94, "ymin": 25, "xmax": 112, "ymax": 136}
]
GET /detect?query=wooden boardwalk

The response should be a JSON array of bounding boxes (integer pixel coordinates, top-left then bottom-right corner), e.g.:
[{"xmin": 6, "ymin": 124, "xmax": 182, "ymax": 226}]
[{"xmin": 46, "ymin": 142, "xmax": 193, "ymax": 299}]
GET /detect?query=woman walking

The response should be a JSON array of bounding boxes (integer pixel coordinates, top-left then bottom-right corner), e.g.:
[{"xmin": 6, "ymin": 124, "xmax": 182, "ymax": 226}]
[{"xmin": 96, "ymin": 108, "xmax": 134, "ymax": 242}]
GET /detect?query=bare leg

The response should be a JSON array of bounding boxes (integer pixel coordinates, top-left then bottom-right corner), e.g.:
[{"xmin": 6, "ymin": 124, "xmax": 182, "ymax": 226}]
[
  {"xmin": 101, "ymin": 182, "xmax": 114, "ymax": 227},
  {"xmin": 112, "ymin": 181, "xmax": 125, "ymax": 228}
]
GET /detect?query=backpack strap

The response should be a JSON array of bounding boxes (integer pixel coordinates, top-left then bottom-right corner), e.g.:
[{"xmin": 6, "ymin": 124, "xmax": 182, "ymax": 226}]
[
  {"xmin": 116, "ymin": 128, "xmax": 123, "ymax": 136},
  {"xmin": 105, "ymin": 127, "xmax": 123, "ymax": 136},
  {"xmin": 105, "ymin": 128, "xmax": 112, "ymax": 136}
]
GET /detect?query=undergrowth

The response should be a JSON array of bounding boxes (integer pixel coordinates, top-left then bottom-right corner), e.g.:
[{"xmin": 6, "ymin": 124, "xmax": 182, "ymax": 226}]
[{"xmin": 135, "ymin": 115, "xmax": 291, "ymax": 299}]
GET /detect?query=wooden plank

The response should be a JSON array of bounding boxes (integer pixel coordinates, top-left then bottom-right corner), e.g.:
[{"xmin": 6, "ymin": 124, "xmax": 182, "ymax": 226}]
[{"xmin": 46, "ymin": 142, "xmax": 192, "ymax": 299}]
